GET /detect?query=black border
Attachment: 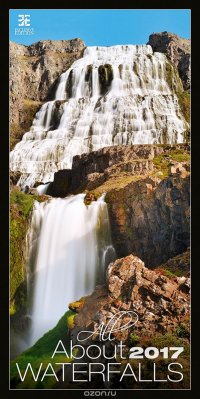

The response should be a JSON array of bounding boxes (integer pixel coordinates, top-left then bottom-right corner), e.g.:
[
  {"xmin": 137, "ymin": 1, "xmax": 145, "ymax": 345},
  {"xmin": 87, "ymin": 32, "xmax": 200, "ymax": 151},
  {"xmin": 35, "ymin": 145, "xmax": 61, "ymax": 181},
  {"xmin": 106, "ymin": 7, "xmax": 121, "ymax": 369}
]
[{"xmin": 1, "ymin": 1, "xmax": 198, "ymax": 398}]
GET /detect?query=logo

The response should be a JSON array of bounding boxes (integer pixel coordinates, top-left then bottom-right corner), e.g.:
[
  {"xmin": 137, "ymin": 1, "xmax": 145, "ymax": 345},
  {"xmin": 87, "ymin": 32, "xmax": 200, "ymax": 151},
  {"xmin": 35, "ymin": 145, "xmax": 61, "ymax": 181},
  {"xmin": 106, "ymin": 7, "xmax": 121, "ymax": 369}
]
[
  {"xmin": 18, "ymin": 14, "xmax": 30, "ymax": 26},
  {"xmin": 15, "ymin": 14, "xmax": 35, "ymax": 36}
]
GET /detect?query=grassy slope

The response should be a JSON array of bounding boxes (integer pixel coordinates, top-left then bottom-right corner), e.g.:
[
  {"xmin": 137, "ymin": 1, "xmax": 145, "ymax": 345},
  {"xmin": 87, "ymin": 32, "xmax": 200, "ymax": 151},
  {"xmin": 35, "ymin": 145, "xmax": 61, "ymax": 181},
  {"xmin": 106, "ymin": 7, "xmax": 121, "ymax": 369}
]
[
  {"xmin": 10, "ymin": 310, "xmax": 75, "ymax": 389},
  {"xmin": 90, "ymin": 146, "xmax": 190, "ymax": 196}
]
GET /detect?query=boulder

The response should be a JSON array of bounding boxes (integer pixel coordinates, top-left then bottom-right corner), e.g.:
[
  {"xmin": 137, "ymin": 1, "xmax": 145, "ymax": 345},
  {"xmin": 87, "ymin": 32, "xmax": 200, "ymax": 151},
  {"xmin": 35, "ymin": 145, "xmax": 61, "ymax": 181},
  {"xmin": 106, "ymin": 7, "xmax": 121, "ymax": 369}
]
[{"xmin": 71, "ymin": 254, "xmax": 190, "ymax": 342}]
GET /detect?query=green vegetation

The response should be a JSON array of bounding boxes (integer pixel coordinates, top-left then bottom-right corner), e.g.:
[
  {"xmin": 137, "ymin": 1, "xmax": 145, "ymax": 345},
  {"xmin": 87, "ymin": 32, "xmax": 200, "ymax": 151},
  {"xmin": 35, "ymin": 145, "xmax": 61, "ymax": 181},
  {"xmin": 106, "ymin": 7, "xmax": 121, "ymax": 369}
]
[
  {"xmin": 129, "ymin": 333, "xmax": 140, "ymax": 345},
  {"xmin": 164, "ymin": 61, "xmax": 190, "ymax": 131},
  {"xmin": 156, "ymin": 250, "xmax": 190, "ymax": 278},
  {"xmin": 10, "ymin": 188, "xmax": 35, "ymax": 218},
  {"xmin": 153, "ymin": 147, "xmax": 190, "ymax": 179},
  {"xmin": 176, "ymin": 323, "xmax": 190, "ymax": 339},
  {"xmin": 10, "ymin": 310, "xmax": 73, "ymax": 389},
  {"xmin": 69, "ymin": 297, "xmax": 86, "ymax": 312},
  {"xmin": 177, "ymin": 91, "xmax": 190, "ymax": 123},
  {"xmin": 151, "ymin": 333, "xmax": 185, "ymax": 348},
  {"xmin": 165, "ymin": 61, "xmax": 183, "ymax": 93},
  {"xmin": 10, "ymin": 191, "xmax": 33, "ymax": 313},
  {"xmin": 155, "ymin": 268, "xmax": 177, "ymax": 279},
  {"xmin": 93, "ymin": 175, "xmax": 141, "ymax": 197},
  {"xmin": 126, "ymin": 332, "xmax": 190, "ymax": 389},
  {"xmin": 66, "ymin": 313, "xmax": 76, "ymax": 329},
  {"xmin": 10, "ymin": 188, "xmax": 47, "ymax": 314}
]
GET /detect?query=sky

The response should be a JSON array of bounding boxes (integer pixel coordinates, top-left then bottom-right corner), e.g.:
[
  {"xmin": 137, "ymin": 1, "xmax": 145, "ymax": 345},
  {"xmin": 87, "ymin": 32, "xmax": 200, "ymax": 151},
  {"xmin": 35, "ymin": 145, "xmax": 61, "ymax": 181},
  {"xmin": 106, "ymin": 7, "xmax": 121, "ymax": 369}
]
[{"xmin": 9, "ymin": 9, "xmax": 190, "ymax": 47}]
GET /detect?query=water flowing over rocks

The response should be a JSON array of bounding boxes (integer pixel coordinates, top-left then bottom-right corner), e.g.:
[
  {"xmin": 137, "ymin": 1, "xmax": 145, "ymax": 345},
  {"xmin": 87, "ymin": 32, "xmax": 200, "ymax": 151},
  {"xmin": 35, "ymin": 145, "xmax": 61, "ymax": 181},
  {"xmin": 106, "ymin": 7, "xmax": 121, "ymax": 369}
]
[
  {"xmin": 26, "ymin": 194, "xmax": 115, "ymax": 345},
  {"xmin": 10, "ymin": 39, "xmax": 85, "ymax": 149},
  {"xmin": 44, "ymin": 144, "xmax": 190, "ymax": 268},
  {"xmin": 10, "ymin": 43, "xmax": 189, "ymax": 188},
  {"xmin": 148, "ymin": 32, "xmax": 190, "ymax": 90}
]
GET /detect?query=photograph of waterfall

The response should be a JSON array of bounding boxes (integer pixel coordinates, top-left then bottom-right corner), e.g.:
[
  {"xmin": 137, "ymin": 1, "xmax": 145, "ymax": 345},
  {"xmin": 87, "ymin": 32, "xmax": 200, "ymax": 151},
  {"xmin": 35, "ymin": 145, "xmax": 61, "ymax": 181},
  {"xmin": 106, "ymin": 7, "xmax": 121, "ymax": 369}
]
[{"xmin": 9, "ymin": 8, "xmax": 190, "ymax": 393}]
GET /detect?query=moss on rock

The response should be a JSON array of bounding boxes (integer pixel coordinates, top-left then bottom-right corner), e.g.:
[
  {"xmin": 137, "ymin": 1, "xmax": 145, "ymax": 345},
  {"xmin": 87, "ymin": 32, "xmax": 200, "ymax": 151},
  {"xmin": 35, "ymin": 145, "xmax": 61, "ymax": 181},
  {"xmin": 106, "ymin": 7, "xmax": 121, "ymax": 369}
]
[
  {"xmin": 69, "ymin": 296, "xmax": 86, "ymax": 312},
  {"xmin": 66, "ymin": 312, "xmax": 76, "ymax": 329},
  {"xmin": 152, "ymin": 147, "xmax": 190, "ymax": 179},
  {"xmin": 177, "ymin": 91, "xmax": 190, "ymax": 123},
  {"xmin": 165, "ymin": 61, "xmax": 183, "ymax": 93},
  {"xmin": 10, "ymin": 188, "xmax": 46, "ymax": 314}
]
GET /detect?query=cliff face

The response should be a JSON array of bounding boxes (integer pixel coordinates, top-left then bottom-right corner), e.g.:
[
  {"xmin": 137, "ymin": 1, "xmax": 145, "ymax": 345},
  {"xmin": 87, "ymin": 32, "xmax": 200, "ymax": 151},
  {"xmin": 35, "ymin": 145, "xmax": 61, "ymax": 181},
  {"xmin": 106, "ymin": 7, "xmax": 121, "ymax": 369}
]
[
  {"xmin": 46, "ymin": 144, "xmax": 190, "ymax": 267},
  {"xmin": 71, "ymin": 254, "xmax": 190, "ymax": 340},
  {"xmin": 65, "ymin": 253, "xmax": 190, "ymax": 389},
  {"xmin": 10, "ymin": 33, "xmax": 190, "ymax": 153},
  {"xmin": 148, "ymin": 31, "xmax": 190, "ymax": 90},
  {"xmin": 10, "ymin": 39, "xmax": 85, "ymax": 149},
  {"xmin": 107, "ymin": 171, "xmax": 190, "ymax": 267}
]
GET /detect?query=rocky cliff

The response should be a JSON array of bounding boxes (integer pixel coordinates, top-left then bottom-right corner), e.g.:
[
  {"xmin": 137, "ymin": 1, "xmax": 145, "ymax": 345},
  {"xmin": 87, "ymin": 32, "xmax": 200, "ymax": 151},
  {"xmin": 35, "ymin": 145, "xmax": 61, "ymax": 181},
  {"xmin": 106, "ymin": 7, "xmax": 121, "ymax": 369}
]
[
  {"xmin": 71, "ymin": 254, "xmax": 190, "ymax": 340},
  {"xmin": 105, "ymin": 161, "xmax": 190, "ymax": 267},
  {"xmin": 148, "ymin": 31, "xmax": 190, "ymax": 90},
  {"xmin": 46, "ymin": 144, "xmax": 190, "ymax": 267},
  {"xmin": 61, "ymin": 253, "xmax": 190, "ymax": 389},
  {"xmin": 10, "ymin": 39, "xmax": 85, "ymax": 149},
  {"xmin": 10, "ymin": 33, "xmax": 190, "ymax": 158}
]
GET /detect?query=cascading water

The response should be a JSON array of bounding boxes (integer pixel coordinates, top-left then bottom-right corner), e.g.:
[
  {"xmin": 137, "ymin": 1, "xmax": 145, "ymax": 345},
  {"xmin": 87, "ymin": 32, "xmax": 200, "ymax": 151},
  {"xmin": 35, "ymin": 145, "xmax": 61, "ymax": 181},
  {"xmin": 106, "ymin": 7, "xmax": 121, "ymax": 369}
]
[
  {"xmin": 10, "ymin": 44, "xmax": 189, "ymax": 187},
  {"xmin": 26, "ymin": 194, "xmax": 115, "ymax": 346}
]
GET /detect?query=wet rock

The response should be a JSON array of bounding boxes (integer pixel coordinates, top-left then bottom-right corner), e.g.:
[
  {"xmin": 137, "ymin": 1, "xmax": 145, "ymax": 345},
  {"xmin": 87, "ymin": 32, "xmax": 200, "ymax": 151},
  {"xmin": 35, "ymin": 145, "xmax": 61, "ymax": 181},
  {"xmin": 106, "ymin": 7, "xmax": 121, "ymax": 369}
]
[
  {"xmin": 98, "ymin": 64, "xmax": 113, "ymax": 95},
  {"xmin": 84, "ymin": 192, "xmax": 97, "ymax": 206},
  {"xmin": 10, "ymin": 171, "xmax": 22, "ymax": 187},
  {"xmin": 71, "ymin": 145, "xmax": 159, "ymax": 191},
  {"xmin": 148, "ymin": 31, "xmax": 190, "ymax": 90},
  {"xmin": 10, "ymin": 39, "xmax": 85, "ymax": 149},
  {"xmin": 46, "ymin": 169, "xmax": 72, "ymax": 197},
  {"xmin": 28, "ymin": 188, "xmax": 39, "ymax": 195}
]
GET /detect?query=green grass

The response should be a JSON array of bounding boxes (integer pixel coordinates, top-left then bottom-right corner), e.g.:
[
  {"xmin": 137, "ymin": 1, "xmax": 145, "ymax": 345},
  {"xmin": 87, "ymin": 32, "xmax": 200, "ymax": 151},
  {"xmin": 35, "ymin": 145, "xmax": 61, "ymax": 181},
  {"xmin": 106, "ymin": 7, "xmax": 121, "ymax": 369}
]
[
  {"xmin": 10, "ymin": 189, "xmax": 35, "ymax": 218},
  {"xmin": 10, "ymin": 310, "xmax": 75, "ymax": 389},
  {"xmin": 162, "ymin": 269, "xmax": 176, "ymax": 278},
  {"xmin": 10, "ymin": 188, "xmax": 48, "ymax": 313},
  {"xmin": 153, "ymin": 148, "xmax": 190, "ymax": 179},
  {"xmin": 157, "ymin": 250, "xmax": 190, "ymax": 278}
]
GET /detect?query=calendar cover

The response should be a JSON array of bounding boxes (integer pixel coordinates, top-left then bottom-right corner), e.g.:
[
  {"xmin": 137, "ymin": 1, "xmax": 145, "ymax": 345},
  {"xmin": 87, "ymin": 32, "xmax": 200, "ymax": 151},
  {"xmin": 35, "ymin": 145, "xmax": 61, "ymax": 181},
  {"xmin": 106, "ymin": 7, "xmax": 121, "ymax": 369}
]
[{"xmin": 9, "ymin": 9, "xmax": 191, "ymax": 393}]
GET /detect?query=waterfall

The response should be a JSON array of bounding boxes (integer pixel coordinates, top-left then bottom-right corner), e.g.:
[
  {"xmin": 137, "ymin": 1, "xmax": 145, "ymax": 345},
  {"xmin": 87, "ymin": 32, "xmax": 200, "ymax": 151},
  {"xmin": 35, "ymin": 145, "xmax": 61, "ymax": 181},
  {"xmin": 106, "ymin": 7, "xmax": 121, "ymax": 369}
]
[
  {"xmin": 10, "ymin": 44, "xmax": 189, "ymax": 188},
  {"xmin": 36, "ymin": 182, "xmax": 50, "ymax": 195},
  {"xmin": 26, "ymin": 194, "xmax": 115, "ymax": 345}
]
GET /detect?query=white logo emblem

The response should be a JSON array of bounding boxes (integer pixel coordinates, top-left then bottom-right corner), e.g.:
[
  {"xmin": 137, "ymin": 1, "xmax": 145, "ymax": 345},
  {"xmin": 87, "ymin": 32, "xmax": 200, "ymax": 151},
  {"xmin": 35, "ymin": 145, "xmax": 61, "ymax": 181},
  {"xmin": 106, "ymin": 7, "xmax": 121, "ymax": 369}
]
[{"xmin": 18, "ymin": 15, "xmax": 30, "ymax": 27}]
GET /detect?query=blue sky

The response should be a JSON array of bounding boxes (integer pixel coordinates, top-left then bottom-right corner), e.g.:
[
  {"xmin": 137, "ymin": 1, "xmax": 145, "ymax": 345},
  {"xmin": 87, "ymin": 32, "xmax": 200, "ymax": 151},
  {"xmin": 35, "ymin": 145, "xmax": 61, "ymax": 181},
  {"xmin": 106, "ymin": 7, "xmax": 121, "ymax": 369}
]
[{"xmin": 10, "ymin": 9, "xmax": 190, "ymax": 46}]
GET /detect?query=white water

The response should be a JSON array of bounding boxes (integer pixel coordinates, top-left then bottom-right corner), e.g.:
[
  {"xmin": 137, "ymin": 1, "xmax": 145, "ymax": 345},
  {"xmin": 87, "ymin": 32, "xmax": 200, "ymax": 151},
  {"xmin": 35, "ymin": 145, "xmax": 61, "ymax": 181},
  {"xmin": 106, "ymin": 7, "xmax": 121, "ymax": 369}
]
[
  {"xmin": 27, "ymin": 194, "xmax": 115, "ymax": 345},
  {"xmin": 10, "ymin": 45, "xmax": 189, "ymax": 187},
  {"xmin": 36, "ymin": 182, "xmax": 50, "ymax": 195}
]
